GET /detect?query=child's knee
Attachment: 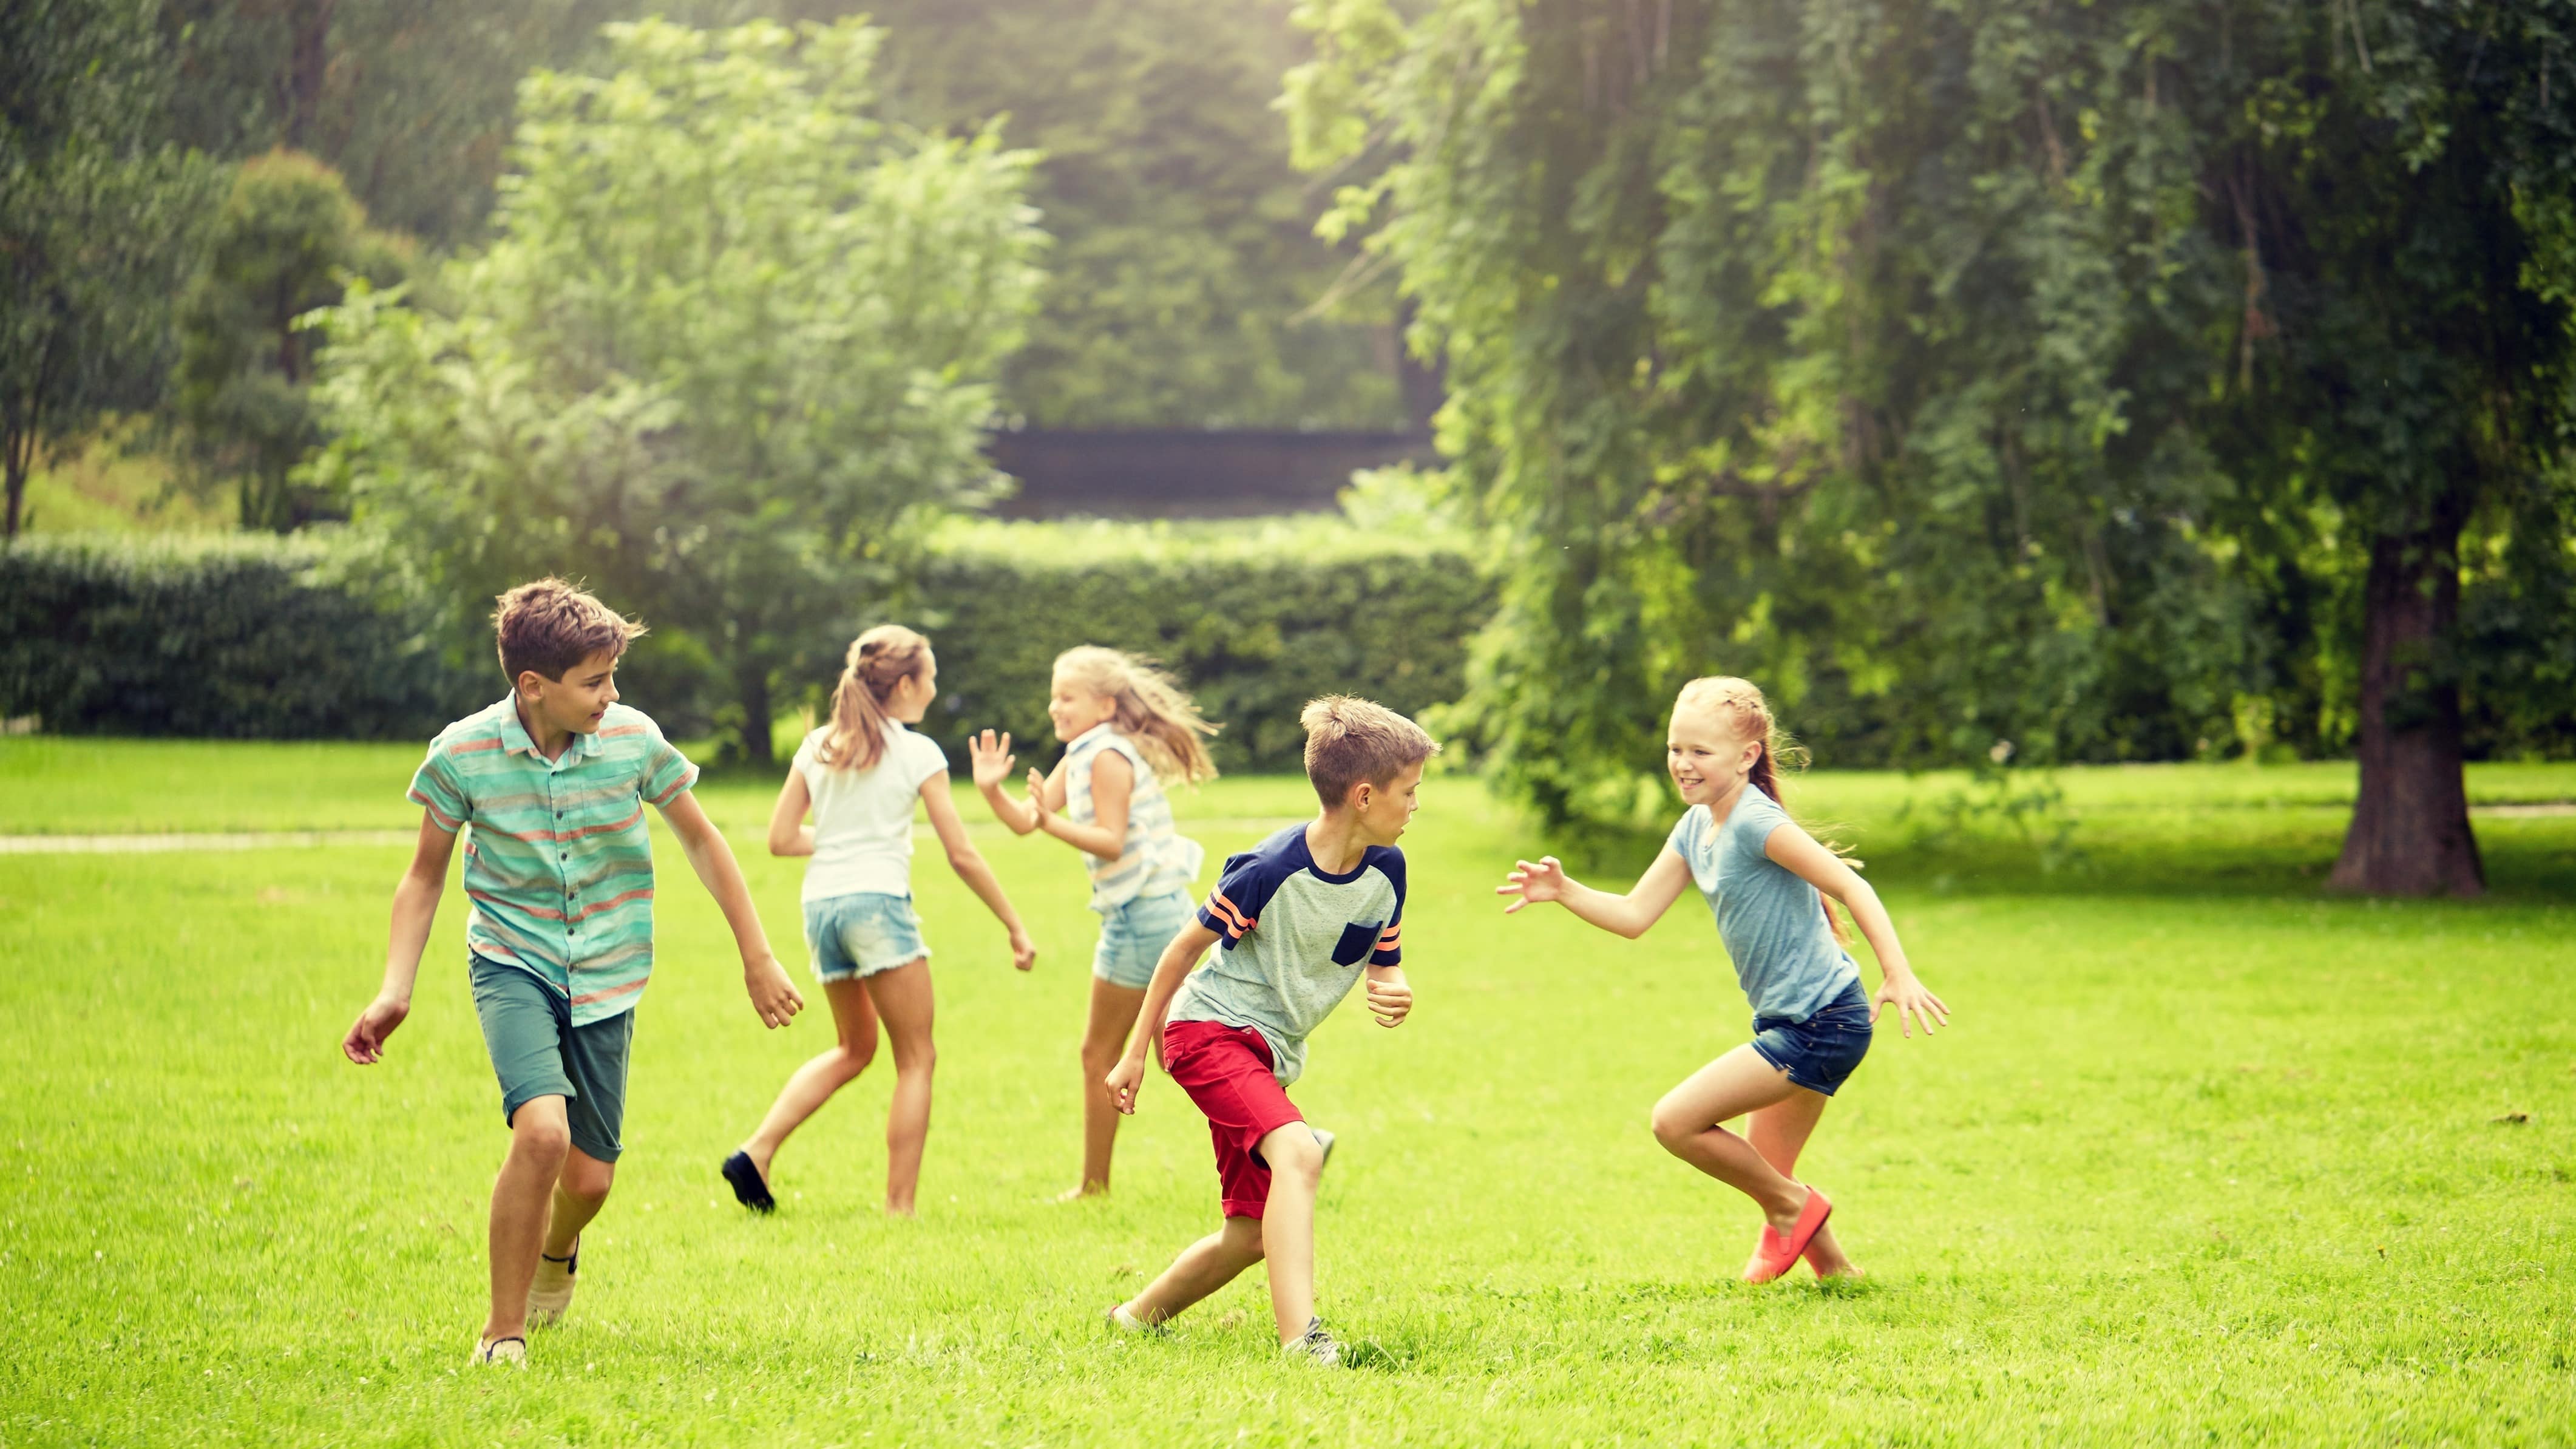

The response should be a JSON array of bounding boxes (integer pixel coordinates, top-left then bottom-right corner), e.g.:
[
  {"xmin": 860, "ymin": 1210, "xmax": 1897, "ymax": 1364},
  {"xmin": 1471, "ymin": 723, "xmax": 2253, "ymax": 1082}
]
[
  {"xmin": 1648, "ymin": 1099, "xmax": 1698, "ymax": 1152},
  {"xmin": 835, "ymin": 1038, "xmax": 877, "ymax": 1077},
  {"xmin": 560, "ymin": 1153, "xmax": 615, "ymax": 1202},
  {"xmin": 510, "ymin": 1099, "xmax": 574, "ymax": 1164},
  {"xmin": 1263, "ymin": 1127, "xmax": 1324, "ymax": 1187}
]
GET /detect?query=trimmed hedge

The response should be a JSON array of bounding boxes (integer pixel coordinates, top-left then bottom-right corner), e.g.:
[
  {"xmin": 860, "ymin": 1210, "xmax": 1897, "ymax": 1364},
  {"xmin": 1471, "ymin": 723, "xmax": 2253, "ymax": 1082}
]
[
  {"xmin": 0, "ymin": 532, "xmax": 483, "ymax": 738},
  {"xmin": 906, "ymin": 518, "xmax": 1489, "ymax": 773},
  {"xmin": 2, "ymin": 518, "xmax": 1491, "ymax": 769}
]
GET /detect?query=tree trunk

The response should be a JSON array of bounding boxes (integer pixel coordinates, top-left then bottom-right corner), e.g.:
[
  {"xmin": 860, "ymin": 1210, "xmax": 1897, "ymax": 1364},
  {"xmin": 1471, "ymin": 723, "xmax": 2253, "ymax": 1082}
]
[
  {"xmin": 736, "ymin": 662, "xmax": 774, "ymax": 770},
  {"xmin": 4, "ymin": 429, "xmax": 27, "ymax": 539},
  {"xmin": 2328, "ymin": 501, "xmax": 2484, "ymax": 896},
  {"xmin": 283, "ymin": 0, "xmax": 338, "ymax": 152}
]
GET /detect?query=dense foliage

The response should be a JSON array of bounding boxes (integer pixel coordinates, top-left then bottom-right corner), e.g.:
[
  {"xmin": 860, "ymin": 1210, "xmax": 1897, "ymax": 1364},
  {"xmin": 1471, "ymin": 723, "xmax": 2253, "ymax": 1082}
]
[
  {"xmin": 171, "ymin": 151, "xmax": 407, "ymax": 531},
  {"xmin": 1287, "ymin": 0, "xmax": 2576, "ymax": 890},
  {"xmin": 0, "ymin": 532, "xmax": 477, "ymax": 738},
  {"xmin": 2, "ymin": 517, "xmax": 1485, "ymax": 765},
  {"xmin": 906, "ymin": 516, "xmax": 1485, "ymax": 772},
  {"xmin": 304, "ymin": 18, "xmax": 1045, "ymax": 767}
]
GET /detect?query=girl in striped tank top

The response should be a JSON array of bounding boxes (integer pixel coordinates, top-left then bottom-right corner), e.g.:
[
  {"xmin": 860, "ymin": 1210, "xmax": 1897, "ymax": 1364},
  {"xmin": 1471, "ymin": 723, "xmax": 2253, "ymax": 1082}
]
[{"xmin": 971, "ymin": 646, "xmax": 1218, "ymax": 1198}]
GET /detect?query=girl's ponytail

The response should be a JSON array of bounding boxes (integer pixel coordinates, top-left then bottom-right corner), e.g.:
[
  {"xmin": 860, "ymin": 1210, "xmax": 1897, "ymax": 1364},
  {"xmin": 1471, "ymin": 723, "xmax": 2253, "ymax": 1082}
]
[
  {"xmin": 1053, "ymin": 646, "xmax": 1221, "ymax": 785},
  {"xmin": 818, "ymin": 625, "xmax": 932, "ymax": 772},
  {"xmin": 1676, "ymin": 676, "xmax": 1854, "ymax": 948}
]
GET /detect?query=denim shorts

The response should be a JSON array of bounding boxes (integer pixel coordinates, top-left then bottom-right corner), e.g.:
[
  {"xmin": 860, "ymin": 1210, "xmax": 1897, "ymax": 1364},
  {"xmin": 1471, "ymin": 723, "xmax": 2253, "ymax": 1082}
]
[
  {"xmin": 804, "ymin": 892, "xmax": 930, "ymax": 982},
  {"xmin": 1092, "ymin": 889, "xmax": 1197, "ymax": 989},
  {"xmin": 1748, "ymin": 977, "xmax": 1874, "ymax": 1096}
]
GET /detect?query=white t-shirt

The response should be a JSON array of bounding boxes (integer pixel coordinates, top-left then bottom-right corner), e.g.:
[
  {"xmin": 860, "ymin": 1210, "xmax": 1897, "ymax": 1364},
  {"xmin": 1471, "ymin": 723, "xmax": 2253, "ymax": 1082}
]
[{"xmin": 791, "ymin": 721, "xmax": 949, "ymax": 903}]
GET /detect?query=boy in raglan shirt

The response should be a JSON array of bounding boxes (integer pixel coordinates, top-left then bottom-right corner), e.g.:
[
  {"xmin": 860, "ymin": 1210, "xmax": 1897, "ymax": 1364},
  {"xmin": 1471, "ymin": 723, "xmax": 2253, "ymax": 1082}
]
[
  {"xmin": 340, "ymin": 579, "xmax": 803, "ymax": 1366},
  {"xmin": 1101, "ymin": 696, "xmax": 1436, "ymax": 1365}
]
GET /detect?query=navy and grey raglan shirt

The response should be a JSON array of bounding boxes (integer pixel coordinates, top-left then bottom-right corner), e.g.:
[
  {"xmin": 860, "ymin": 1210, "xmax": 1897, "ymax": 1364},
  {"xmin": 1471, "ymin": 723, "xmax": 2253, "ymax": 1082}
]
[{"xmin": 1167, "ymin": 824, "xmax": 1405, "ymax": 1085}]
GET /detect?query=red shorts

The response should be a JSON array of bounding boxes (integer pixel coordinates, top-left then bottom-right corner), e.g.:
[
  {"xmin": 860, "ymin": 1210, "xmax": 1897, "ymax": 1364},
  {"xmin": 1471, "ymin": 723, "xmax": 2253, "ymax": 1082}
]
[{"xmin": 1161, "ymin": 1019, "xmax": 1304, "ymax": 1219}]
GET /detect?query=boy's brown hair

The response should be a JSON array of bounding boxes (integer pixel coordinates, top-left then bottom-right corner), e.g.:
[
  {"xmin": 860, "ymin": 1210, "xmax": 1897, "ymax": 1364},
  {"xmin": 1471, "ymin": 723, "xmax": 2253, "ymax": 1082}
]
[
  {"xmin": 1300, "ymin": 695, "xmax": 1440, "ymax": 809},
  {"xmin": 493, "ymin": 579, "xmax": 645, "ymax": 686}
]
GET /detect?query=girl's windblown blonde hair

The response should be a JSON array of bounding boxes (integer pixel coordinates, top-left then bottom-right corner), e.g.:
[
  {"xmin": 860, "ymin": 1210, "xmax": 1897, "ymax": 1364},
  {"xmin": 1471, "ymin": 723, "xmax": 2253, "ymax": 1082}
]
[
  {"xmin": 818, "ymin": 625, "xmax": 932, "ymax": 772},
  {"xmin": 1052, "ymin": 646, "xmax": 1221, "ymax": 785},
  {"xmin": 1675, "ymin": 675, "xmax": 1854, "ymax": 947}
]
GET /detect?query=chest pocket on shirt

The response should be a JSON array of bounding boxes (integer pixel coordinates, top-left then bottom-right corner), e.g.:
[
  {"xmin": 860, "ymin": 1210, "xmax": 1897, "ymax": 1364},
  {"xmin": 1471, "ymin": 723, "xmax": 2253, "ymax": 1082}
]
[{"xmin": 1331, "ymin": 920, "xmax": 1383, "ymax": 967}]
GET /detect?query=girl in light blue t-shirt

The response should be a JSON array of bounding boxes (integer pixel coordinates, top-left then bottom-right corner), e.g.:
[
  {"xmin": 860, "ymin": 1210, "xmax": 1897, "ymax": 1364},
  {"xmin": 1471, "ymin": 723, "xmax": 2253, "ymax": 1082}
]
[
  {"xmin": 1497, "ymin": 675, "xmax": 1950, "ymax": 1284},
  {"xmin": 969, "ymin": 646, "xmax": 1217, "ymax": 1200}
]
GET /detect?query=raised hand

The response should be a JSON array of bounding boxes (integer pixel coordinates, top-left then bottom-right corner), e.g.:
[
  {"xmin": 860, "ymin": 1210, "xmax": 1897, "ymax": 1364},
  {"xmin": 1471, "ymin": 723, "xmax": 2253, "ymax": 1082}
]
[
  {"xmin": 968, "ymin": 729, "xmax": 1016, "ymax": 791},
  {"xmin": 1025, "ymin": 767, "xmax": 1054, "ymax": 824},
  {"xmin": 1495, "ymin": 855, "xmax": 1570, "ymax": 914},
  {"xmin": 1873, "ymin": 972, "xmax": 1951, "ymax": 1039}
]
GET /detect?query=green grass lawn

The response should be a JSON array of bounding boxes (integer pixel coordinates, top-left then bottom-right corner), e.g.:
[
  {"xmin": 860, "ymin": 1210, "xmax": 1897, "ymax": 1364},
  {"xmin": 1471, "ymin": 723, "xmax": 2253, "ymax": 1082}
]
[{"xmin": 4, "ymin": 744, "xmax": 2574, "ymax": 1445}]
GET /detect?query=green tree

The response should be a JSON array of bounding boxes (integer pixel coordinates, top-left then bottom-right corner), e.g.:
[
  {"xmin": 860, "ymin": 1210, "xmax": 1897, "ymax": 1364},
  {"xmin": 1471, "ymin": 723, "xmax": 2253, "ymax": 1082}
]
[
  {"xmin": 1289, "ymin": 0, "xmax": 2575, "ymax": 892},
  {"xmin": 2, "ymin": 0, "xmax": 223, "ymax": 537},
  {"xmin": 172, "ymin": 150, "xmax": 407, "ymax": 531},
  {"xmin": 305, "ymin": 17, "xmax": 1044, "ymax": 765}
]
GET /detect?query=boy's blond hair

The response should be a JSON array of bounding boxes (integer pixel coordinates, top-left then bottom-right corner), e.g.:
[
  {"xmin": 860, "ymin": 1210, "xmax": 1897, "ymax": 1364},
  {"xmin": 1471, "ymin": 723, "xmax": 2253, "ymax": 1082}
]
[
  {"xmin": 493, "ymin": 578, "xmax": 645, "ymax": 686},
  {"xmin": 1300, "ymin": 695, "xmax": 1439, "ymax": 809}
]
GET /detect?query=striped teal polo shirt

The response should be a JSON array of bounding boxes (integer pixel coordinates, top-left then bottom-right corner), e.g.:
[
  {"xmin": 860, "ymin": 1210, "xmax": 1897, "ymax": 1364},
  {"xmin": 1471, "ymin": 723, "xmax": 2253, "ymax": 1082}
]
[{"xmin": 408, "ymin": 697, "xmax": 699, "ymax": 1025}]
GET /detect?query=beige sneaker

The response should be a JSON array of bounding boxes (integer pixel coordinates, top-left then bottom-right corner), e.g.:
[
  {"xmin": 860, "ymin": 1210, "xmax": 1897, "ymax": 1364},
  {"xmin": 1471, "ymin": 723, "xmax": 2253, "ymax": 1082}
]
[
  {"xmin": 527, "ymin": 1240, "xmax": 577, "ymax": 1327},
  {"xmin": 470, "ymin": 1335, "xmax": 527, "ymax": 1367},
  {"xmin": 1103, "ymin": 1303, "xmax": 1165, "ymax": 1336},
  {"xmin": 1281, "ymin": 1317, "xmax": 1341, "ymax": 1367}
]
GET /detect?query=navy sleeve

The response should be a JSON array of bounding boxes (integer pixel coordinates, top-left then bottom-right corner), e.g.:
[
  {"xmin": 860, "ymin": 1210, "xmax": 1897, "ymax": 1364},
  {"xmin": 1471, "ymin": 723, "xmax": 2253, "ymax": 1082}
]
[
  {"xmin": 1369, "ymin": 847, "xmax": 1406, "ymax": 966},
  {"xmin": 1196, "ymin": 838, "xmax": 1292, "ymax": 950}
]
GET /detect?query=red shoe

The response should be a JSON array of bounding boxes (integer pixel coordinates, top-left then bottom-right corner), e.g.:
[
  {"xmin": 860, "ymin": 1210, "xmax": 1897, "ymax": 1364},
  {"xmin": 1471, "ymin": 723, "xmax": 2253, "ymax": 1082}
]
[
  {"xmin": 1742, "ymin": 1224, "xmax": 1786, "ymax": 1283},
  {"xmin": 1744, "ymin": 1188, "xmax": 1832, "ymax": 1284}
]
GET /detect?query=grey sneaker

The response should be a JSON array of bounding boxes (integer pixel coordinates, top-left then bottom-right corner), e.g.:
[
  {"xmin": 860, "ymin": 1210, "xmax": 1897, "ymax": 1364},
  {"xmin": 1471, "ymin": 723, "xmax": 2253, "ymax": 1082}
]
[
  {"xmin": 470, "ymin": 1335, "xmax": 526, "ymax": 1367},
  {"xmin": 1310, "ymin": 1128, "xmax": 1335, "ymax": 1169},
  {"xmin": 1281, "ymin": 1317, "xmax": 1341, "ymax": 1366},
  {"xmin": 527, "ymin": 1240, "xmax": 577, "ymax": 1327},
  {"xmin": 1103, "ymin": 1303, "xmax": 1165, "ymax": 1336}
]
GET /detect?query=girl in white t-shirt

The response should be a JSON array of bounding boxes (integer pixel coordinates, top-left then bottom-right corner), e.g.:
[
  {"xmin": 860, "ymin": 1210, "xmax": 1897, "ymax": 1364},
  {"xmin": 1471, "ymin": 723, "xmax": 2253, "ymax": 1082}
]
[{"xmin": 723, "ymin": 625, "xmax": 1034, "ymax": 1217}]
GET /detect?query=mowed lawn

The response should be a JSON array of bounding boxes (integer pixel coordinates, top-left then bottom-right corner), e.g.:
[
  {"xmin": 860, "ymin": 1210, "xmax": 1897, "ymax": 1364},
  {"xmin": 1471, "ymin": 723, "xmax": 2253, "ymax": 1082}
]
[{"xmin": 4, "ymin": 741, "xmax": 2574, "ymax": 1446}]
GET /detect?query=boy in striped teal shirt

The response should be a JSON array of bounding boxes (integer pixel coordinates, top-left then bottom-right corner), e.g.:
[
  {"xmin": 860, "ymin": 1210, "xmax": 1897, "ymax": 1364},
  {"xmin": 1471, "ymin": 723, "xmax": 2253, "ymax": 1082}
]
[{"xmin": 341, "ymin": 579, "xmax": 804, "ymax": 1367}]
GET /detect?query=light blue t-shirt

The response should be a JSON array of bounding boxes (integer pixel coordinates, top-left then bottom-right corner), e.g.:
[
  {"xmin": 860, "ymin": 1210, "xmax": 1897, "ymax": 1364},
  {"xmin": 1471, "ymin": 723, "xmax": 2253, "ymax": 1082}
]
[
  {"xmin": 1665, "ymin": 786, "xmax": 1859, "ymax": 1022},
  {"xmin": 1168, "ymin": 824, "xmax": 1405, "ymax": 1085}
]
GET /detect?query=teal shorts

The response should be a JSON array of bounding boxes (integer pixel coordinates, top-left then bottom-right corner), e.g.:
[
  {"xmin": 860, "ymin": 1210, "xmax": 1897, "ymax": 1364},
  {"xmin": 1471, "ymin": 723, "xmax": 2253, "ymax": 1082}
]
[{"xmin": 469, "ymin": 953, "xmax": 633, "ymax": 1162}]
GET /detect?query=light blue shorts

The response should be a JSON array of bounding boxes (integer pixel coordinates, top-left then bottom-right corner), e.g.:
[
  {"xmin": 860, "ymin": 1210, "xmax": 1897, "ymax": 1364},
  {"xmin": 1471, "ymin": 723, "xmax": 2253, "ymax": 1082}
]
[
  {"xmin": 1092, "ymin": 889, "xmax": 1197, "ymax": 989},
  {"xmin": 804, "ymin": 892, "xmax": 930, "ymax": 983}
]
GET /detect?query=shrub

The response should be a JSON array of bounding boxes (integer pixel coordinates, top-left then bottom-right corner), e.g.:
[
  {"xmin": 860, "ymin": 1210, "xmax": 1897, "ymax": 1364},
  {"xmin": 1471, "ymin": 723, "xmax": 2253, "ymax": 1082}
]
[
  {"xmin": 0, "ymin": 531, "xmax": 480, "ymax": 738},
  {"xmin": 2, "ymin": 517, "xmax": 1493, "ymax": 766},
  {"xmin": 901, "ymin": 517, "xmax": 1486, "ymax": 774}
]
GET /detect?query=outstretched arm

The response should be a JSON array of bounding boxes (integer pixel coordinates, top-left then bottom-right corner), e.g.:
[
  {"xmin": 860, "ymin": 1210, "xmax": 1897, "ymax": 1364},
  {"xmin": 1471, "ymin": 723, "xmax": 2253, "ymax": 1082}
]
[
  {"xmin": 658, "ymin": 792, "xmax": 803, "ymax": 1029},
  {"xmin": 968, "ymin": 730, "xmax": 1044, "ymax": 834},
  {"xmin": 343, "ymin": 812, "xmax": 458, "ymax": 1064},
  {"xmin": 919, "ymin": 771, "xmax": 1035, "ymax": 971},
  {"xmin": 1105, "ymin": 918, "xmax": 1221, "ymax": 1115},
  {"xmin": 1763, "ymin": 824, "xmax": 1950, "ymax": 1037},
  {"xmin": 1495, "ymin": 847, "xmax": 1694, "ymax": 939}
]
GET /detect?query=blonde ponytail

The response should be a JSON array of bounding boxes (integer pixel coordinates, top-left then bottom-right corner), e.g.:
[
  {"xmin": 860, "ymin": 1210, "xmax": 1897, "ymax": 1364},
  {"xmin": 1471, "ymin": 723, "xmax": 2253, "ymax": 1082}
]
[
  {"xmin": 1675, "ymin": 676, "xmax": 1854, "ymax": 948},
  {"xmin": 818, "ymin": 625, "xmax": 932, "ymax": 772},
  {"xmin": 1052, "ymin": 645, "xmax": 1221, "ymax": 785}
]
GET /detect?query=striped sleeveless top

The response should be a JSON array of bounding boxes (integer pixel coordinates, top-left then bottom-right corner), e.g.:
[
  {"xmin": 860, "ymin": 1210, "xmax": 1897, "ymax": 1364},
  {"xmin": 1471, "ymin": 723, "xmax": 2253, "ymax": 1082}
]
[{"xmin": 1063, "ymin": 722, "xmax": 1204, "ymax": 909}]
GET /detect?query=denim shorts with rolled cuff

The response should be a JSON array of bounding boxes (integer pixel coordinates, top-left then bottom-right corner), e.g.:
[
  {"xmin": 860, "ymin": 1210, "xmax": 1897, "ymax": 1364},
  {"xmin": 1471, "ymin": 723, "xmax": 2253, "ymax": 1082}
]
[
  {"xmin": 1091, "ymin": 888, "xmax": 1198, "ymax": 989},
  {"xmin": 470, "ymin": 952, "xmax": 632, "ymax": 1162},
  {"xmin": 1747, "ymin": 977, "xmax": 1873, "ymax": 1096},
  {"xmin": 804, "ymin": 891, "xmax": 930, "ymax": 983}
]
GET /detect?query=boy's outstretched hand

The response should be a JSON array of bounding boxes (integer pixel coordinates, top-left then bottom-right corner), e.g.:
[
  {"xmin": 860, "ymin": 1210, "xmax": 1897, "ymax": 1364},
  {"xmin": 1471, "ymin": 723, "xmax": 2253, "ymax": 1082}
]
[
  {"xmin": 1495, "ymin": 856, "xmax": 1568, "ymax": 912},
  {"xmin": 967, "ymin": 730, "xmax": 1015, "ymax": 791},
  {"xmin": 342, "ymin": 995, "xmax": 409, "ymax": 1064},
  {"xmin": 1873, "ymin": 971, "xmax": 1950, "ymax": 1039},
  {"xmin": 744, "ymin": 951, "xmax": 805, "ymax": 1029},
  {"xmin": 1104, "ymin": 1053, "xmax": 1146, "ymax": 1115}
]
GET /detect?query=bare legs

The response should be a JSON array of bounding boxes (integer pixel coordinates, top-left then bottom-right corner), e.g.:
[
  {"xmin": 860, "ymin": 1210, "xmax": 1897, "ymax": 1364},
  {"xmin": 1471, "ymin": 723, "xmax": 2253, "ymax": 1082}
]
[
  {"xmin": 1070, "ymin": 977, "xmax": 1149, "ymax": 1197},
  {"xmin": 735, "ymin": 960, "xmax": 935, "ymax": 1215},
  {"xmin": 1121, "ymin": 1123, "xmax": 1328, "ymax": 1346},
  {"xmin": 1650, "ymin": 1044, "xmax": 1856, "ymax": 1278},
  {"xmin": 480, "ymin": 1095, "xmax": 618, "ymax": 1345}
]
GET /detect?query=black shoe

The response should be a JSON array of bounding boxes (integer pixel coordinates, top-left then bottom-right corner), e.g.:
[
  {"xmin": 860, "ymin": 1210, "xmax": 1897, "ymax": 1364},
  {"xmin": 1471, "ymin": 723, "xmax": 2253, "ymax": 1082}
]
[{"xmin": 721, "ymin": 1150, "xmax": 776, "ymax": 1213}]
